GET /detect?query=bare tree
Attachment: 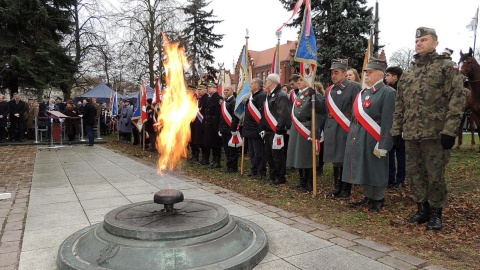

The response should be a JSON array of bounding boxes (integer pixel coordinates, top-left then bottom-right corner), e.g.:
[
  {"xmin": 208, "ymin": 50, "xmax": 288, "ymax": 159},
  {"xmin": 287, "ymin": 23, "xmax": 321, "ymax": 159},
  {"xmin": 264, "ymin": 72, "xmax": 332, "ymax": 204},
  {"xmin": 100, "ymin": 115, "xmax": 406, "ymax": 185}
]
[
  {"xmin": 117, "ymin": 0, "xmax": 184, "ymax": 88},
  {"xmin": 388, "ymin": 47, "xmax": 415, "ymax": 71}
]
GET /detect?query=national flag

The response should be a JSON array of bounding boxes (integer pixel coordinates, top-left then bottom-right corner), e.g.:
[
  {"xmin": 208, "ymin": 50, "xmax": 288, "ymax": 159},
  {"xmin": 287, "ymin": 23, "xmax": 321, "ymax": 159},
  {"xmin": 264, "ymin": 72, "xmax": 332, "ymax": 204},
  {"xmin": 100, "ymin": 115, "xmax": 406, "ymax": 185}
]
[
  {"xmin": 152, "ymin": 78, "xmax": 162, "ymax": 111},
  {"xmin": 217, "ymin": 72, "xmax": 223, "ymax": 95},
  {"xmin": 234, "ymin": 44, "xmax": 251, "ymax": 118},
  {"xmin": 294, "ymin": 1, "xmax": 317, "ymax": 87},
  {"xmin": 270, "ymin": 41, "xmax": 280, "ymax": 74},
  {"xmin": 466, "ymin": 7, "xmax": 479, "ymax": 31},
  {"xmin": 131, "ymin": 83, "xmax": 147, "ymax": 131},
  {"xmin": 109, "ymin": 91, "xmax": 118, "ymax": 116},
  {"xmin": 277, "ymin": 0, "xmax": 309, "ymax": 34}
]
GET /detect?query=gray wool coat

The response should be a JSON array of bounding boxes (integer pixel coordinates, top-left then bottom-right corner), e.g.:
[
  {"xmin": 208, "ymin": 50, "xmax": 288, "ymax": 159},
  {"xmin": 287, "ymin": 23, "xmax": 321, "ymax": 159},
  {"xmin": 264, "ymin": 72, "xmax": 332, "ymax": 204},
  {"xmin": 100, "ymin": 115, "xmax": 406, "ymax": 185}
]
[
  {"xmin": 320, "ymin": 79, "xmax": 361, "ymax": 164},
  {"xmin": 286, "ymin": 87, "xmax": 325, "ymax": 168},
  {"xmin": 342, "ymin": 81, "xmax": 396, "ymax": 187}
]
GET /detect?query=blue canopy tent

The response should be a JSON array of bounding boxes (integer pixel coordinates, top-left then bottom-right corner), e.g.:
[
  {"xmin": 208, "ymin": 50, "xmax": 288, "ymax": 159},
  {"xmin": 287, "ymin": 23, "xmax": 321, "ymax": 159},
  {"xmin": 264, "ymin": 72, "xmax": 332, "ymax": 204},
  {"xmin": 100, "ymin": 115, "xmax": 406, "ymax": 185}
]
[
  {"xmin": 76, "ymin": 82, "xmax": 127, "ymax": 105},
  {"xmin": 127, "ymin": 85, "xmax": 155, "ymax": 106}
]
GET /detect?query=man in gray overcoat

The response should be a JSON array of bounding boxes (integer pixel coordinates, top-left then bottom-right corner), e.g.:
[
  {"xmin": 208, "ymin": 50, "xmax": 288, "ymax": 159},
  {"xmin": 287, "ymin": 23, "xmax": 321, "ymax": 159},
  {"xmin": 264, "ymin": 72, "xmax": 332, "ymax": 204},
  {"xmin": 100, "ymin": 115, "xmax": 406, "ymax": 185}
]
[
  {"xmin": 343, "ymin": 58, "xmax": 396, "ymax": 212},
  {"xmin": 286, "ymin": 76, "xmax": 325, "ymax": 192},
  {"xmin": 118, "ymin": 99, "xmax": 133, "ymax": 143},
  {"xmin": 321, "ymin": 59, "xmax": 361, "ymax": 199}
]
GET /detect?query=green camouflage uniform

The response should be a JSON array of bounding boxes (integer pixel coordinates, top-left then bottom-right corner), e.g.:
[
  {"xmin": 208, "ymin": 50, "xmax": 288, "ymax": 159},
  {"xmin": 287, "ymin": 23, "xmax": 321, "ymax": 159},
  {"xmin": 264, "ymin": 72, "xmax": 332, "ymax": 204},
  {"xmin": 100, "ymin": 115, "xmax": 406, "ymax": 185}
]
[{"xmin": 391, "ymin": 51, "xmax": 465, "ymax": 207}]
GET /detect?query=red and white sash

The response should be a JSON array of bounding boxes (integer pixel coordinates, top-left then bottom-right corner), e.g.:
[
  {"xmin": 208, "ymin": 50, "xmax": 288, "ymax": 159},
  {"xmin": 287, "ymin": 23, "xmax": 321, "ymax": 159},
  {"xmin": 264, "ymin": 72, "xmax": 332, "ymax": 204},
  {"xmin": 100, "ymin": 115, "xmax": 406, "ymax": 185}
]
[
  {"xmin": 247, "ymin": 95, "xmax": 261, "ymax": 123},
  {"xmin": 326, "ymin": 85, "xmax": 351, "ymax": 132},
  {"xmin": 290, "ymin": 93, "xmax": 322, "ymax": 154},
  {"xmin": 264, "ymin": 97, "xmax": 278, "ymax": 133},
  {"xmin": 290, "ymin": 91, "xmax": 297, "ymax": 103},
  {"xmin": 221, "ymin": 100, "xmax": 232, "ymax": 127},
  {"xmin": 228, "ymin": 131, "xmax": 243, "ymax": 147},
  {"xmin": 196, "ymin": 100, "xmax": 203, "ymax": 123},
  {"xmin": 353, "ymin": 91, "xmax": 380, "ymax": 141}
]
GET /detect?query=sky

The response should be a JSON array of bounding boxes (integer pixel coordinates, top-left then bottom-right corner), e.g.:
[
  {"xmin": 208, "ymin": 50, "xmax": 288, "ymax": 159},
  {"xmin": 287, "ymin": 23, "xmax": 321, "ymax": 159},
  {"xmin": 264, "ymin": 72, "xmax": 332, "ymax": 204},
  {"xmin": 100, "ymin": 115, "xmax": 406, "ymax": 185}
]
[{"xmin": 207, "ymin": 0, "xmax": 480, "ymax": 69}]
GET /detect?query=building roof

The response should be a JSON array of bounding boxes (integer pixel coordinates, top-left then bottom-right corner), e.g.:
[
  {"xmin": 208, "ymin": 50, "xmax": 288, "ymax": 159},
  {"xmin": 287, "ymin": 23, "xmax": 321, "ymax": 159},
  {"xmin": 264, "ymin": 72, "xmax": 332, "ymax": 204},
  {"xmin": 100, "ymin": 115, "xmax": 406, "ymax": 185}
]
[{"xmin": 249, "ymin": 40, "xmax": 297, "ymax": 68}]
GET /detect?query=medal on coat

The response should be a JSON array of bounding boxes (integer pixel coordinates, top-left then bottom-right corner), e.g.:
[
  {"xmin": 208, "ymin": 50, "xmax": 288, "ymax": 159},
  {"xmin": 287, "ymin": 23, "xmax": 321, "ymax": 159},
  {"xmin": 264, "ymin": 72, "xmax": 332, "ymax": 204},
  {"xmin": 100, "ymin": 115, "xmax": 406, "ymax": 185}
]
[
  {"xmin": 363, "ymin": 98, "xmax": 371, "ymax": 108},
  {"xmin": 295, "ymin": 100, "xmax": 303, "ymax": 107},
  {"xmin": 300, "ymin": 95, "xmax": 304, "ymax": 99},
  {"xmin": 272, "ymin": 94, "xmax": 275, "ymax": 97},
  {"xmin": 337, "ymin": 90, "xmax": 342, "ymax": 95}
]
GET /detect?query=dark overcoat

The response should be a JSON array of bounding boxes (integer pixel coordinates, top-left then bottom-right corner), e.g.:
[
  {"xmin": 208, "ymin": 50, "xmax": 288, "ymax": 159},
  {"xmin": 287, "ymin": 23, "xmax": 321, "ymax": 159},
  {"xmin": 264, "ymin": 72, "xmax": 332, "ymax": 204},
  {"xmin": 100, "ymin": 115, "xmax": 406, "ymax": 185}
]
[
  {"xmin": 203, "ymin": 92, "xmax": 223, "ymax": 148},
  {"xmin": 190, "ymin": 94, "xmax": 208, "ymax": 145},
  {"xmin": 242, "ymin": 89, "xmax": 266, "ymax": 138},
  {"xmin": 0, "ymin": 101, "xmax": 9, "ymax": 128}
]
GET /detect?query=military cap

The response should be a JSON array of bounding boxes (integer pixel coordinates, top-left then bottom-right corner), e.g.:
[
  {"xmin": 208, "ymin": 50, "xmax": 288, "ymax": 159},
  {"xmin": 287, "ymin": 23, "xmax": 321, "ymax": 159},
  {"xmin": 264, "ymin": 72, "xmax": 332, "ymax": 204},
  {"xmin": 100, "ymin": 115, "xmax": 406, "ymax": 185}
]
[
  {"xmin": 364, "ymin": 57, "xmax": 387, "ymax": 72},
  {"xmin": 330, "ymin": 59, "xmax": 348, "ymax": 70},
  {"xmin": 207, "ymin": 82, "xmax": 217, "ymax": 88},
  {"xmin": 27, "ymin": 98, "xmax": 34, "ymax": 101},
  {"xmin": 197, "ymin": 84, "xmax": 207, "ymax": 90},
  {"xmin": 442, "ymin": 47, "xmax": 453, "ymax": 56},
  {"xmin": 415, "ymin": 27, "xmax": 437, "ymax": 39}
]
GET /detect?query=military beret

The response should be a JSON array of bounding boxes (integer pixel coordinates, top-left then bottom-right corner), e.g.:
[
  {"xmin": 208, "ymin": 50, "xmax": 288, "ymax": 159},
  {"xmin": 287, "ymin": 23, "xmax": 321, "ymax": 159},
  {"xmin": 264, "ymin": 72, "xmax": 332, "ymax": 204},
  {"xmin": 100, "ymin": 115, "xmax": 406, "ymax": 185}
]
[
  {"xmin": 197, "ymin": 84, "xmax": 207, "ymax": 90},
  {"xmin": 364, "ymin": 57, "xmax": 387, "ymax": 72},
  {"xmin": 415, "ymin": 27, "xmax": 437, "ymax": 39},
  {"xmin": 330, "ymin": 59, "xmax": 348, "ymax": 71},
  {"xmin": 207, "ymin": 82, "xmax": 217, "ymax": 88}
]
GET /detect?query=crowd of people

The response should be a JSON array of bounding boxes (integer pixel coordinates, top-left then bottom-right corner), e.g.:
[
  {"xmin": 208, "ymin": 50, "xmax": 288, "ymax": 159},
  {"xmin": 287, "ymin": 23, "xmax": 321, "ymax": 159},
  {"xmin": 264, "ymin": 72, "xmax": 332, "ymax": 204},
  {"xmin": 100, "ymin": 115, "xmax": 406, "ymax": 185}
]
[
  {"xmin": 184, "ymin": 26, "xmax": 465, "ymax": 231},
  {"xmin": 0, "ymin": 95, "xmax": 104, "ymax": 146}
]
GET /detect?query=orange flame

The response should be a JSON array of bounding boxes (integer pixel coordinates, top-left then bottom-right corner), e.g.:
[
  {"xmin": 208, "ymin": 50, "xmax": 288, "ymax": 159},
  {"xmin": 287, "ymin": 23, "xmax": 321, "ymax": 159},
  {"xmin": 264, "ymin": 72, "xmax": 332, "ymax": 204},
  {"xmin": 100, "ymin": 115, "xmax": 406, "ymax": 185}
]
[{"xmin": 157, "ymin": 34, "xmax": 198, "ymax": 173}]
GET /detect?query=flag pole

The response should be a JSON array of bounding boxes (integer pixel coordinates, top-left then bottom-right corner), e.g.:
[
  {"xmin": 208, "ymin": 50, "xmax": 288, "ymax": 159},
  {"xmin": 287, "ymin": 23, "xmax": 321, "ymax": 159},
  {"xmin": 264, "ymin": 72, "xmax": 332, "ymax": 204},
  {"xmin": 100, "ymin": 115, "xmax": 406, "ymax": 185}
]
[
  {"xmin": 240, "ymin": 29, "xmax": 249, "ymax": 176},
  {"xmin": 475, "ymin": 7, "xmax": 479, "ymax": 52}
]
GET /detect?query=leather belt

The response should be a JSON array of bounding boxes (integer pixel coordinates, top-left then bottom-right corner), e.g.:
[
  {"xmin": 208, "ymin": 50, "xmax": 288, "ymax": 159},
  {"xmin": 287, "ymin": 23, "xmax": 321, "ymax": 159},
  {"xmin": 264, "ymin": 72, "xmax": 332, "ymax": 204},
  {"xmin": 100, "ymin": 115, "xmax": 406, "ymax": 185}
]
[{"xmin": 327, "ymin": 112, "xmax": 351, "ymax": 118}]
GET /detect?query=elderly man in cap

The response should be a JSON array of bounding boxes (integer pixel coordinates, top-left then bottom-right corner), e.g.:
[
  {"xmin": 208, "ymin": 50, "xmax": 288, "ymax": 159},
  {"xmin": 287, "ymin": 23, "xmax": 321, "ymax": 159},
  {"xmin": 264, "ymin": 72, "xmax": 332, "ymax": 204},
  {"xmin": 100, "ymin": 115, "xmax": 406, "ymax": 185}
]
[
  {"xmin": 202, "ymin": 82, "xmax": 223, "ymax": 169},
  {"xmin": 190, "ymin": 84, "xmax": 208, "ymax": 163},
  {"xmin": 392, "ymin": 27, "xmax": 465, "ymax": 230},
  {"xmin": 344, "ymin": 58, "xmax": 396, "ymax": 212},
  {"xmin": 322, "ymin": 59, "xmax": 361, "ymax": 199},
  {"xmin": 8, "ymin": 94, "xmax": 27, "ymax": 142},
  {"xmin": 119, "ymin": 99, "xmax": 133, "ymax": 143}
]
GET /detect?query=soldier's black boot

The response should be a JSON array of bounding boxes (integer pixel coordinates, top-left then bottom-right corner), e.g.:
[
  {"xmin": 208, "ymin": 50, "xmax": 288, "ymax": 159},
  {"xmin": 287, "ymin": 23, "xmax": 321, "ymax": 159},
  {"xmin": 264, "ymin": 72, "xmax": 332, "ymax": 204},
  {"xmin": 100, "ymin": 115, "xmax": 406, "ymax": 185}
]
[
  {"xmin": 407, "ymin": 202, "xmax": 430, "ymax": 224},
  {"xmin": 426, "ymin": 207, "xmax": 443, "ymax": 231},
  {"xmin": 208, "ymin": 156, "xmax": 221, "ymax": 169},
  {"xmin": 335, "ymin": 182, "xmax": 351, "ymax": 199},
  {"xmin": 369, "ymin": 198, "xmax": 385, "ymax": 212},
  {"xmin": 292, "ymin": 169, "xmax": 306, "ymax": 190},
  {"xmin": 303, "ymin": 168, "xmax": 313, "ymax": 192},
  {"xmin": 329, "ymin": 167, "xmax": 343, "ymax": 198},
  {"xmin": 188, "ymin": 150, "xmax": 199, "ymax": 162},
  {"xmin": 350, "ymin": 197, "xmax": 372, "ymax": 207}
]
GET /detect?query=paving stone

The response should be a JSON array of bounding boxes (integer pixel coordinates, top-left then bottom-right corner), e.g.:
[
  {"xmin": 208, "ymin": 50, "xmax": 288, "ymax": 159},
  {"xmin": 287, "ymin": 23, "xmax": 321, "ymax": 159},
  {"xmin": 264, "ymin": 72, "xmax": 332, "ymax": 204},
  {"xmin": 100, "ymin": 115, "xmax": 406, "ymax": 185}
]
[
  {"xmin": 329, "ymin": 237, "xmax": 357, "ymax": 248},
  {"xmin": 0, "ymin": 241, "xmax": 20, "ymax": 254},
  {"xmin": 1, "ymin": 230, "xmax": 23, "ymax": 242},
  {"xmin": 309, "ymin": 222, "xmax": 331, "ymax": 230},
  {"xmin": 0, "ymin": 264, "xmax": 17, "ymax": 270},
  {"xmin": 325, "ymin": 228, "xmax": 361, "ymax": 240},
  {"xmin": 235, "ymin": 200, "xmax": 254, "ymax": 207},
  {"xmin": 263, "ymin": 211, "xmax": 280, "ymax": 218},
  {"xmin": 5, "ymin": 213, "xmax": 24, "ymax": 223},
  {"xmin": 248, "ymin": 205, "xmax": 270, "ymax": 214},
  {"xmin": 348, "ymin": 245, "xmax": 386, "ymax": 260},
  {"xmin": 0, "ymin": 209, "xmax": 9, "ymax": 218},
  {"xmin": 4, "ymin": 221, "xmax": 23, "ymax": 231},
  {"xmin": 389, "ymin": 250, "xmax": 427, "ymax": 266},
  {"xmin": 377, "ymin": 255, "xmax": 417, "ymax": 270},
  {"xmin": 263, "ymin": 205, "xmax": 283, "ymax": 212},
  {"xmin": 276, "ymin": 211, "xmax": 296, "ymax": 218},
  {"xmin": 310, "ymin": 230, "xmax": 336, "ymax": 240},
  {"xmin": 290, "ymin": 222, "xmax": 316, "ymax": 232},
  {"xmin": 9, "ymin": 207, "xmax": 26, "ymax": 215},
  {"xmin": 13, "ymin": 198, "xmax": 28, "ymax": 204},
  {"xmin": 0, "ymin": 252, "xmax": 18, "ymax": 267},
  {"xmin": 291, "ymin": 216, "xmax": 315, "ymax": 224},
  {"xmin": 275, "ymin": 217, "xmax": 296, "ymax": 225},
  {"xmin": 354, "ymin": 238, "xmax": 393, "ymax": 252},
  {"xmin": 0, "ymin": 202, "xmax": 12, "ymax": 210}
]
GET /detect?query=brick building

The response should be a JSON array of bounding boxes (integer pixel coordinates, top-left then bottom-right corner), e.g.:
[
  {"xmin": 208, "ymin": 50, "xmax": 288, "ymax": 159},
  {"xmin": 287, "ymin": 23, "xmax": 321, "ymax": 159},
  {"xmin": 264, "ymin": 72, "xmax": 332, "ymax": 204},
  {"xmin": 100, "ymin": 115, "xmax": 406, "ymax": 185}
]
[{"xmin": 234, "ymin": 41, "xmax": 297, "ymax": 91}]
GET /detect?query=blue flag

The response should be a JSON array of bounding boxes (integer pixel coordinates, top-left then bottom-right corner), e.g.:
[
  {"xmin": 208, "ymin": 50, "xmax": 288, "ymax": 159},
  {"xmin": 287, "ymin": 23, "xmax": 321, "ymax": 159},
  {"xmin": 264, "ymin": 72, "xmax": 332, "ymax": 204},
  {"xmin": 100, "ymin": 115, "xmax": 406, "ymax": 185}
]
[
  {"xmin": 294, "ymin": 5, "xmax": 317, "ymax": 87},
  {"xmin": 111, "ymin": 92, "xmax": 118, "ymax": 116},
  {"xmin": 131, "ymin": 90, "xmax": 143, "ymax": 131},
  {"xmin": 234, "ymin": 45, "xmax": 251, "ymax": 118}
]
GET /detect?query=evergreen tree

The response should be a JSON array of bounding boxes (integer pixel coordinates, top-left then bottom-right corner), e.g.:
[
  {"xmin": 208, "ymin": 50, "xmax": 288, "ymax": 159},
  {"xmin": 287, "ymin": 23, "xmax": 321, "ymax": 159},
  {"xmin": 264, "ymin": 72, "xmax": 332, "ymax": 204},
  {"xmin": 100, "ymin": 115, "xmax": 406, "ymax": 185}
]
[
  {"xmin": 182, "ymin": 0, "xmax": 223, "ymax": 86},
  {"xmin": 280, "ymin": 0, "xmax": 373, "ymax": 83},
  {"xmin": 0, "ymin": 0, "xmax": 76, "ymax": 98}
]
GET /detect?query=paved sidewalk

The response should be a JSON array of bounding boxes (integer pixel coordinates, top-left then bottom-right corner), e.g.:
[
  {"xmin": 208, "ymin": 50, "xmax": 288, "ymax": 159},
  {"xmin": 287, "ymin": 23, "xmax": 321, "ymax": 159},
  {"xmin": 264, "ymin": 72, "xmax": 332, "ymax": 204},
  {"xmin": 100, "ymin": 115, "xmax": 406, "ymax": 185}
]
[{"xmin": 5, "ymin": 145, "xmax": 446, "ymax": 269}]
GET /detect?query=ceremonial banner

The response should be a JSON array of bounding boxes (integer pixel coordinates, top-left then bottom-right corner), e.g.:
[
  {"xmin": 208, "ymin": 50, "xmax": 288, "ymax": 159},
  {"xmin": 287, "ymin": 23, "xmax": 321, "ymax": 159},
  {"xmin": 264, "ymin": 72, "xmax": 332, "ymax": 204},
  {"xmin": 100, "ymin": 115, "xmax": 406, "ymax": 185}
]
[
  {"xmin": 294, "ymin": 1, "xmax": 317, "ymax": 87},
  {"xmin": 234, "ymin": 44, "xmax": 251, "ymax": 118}
]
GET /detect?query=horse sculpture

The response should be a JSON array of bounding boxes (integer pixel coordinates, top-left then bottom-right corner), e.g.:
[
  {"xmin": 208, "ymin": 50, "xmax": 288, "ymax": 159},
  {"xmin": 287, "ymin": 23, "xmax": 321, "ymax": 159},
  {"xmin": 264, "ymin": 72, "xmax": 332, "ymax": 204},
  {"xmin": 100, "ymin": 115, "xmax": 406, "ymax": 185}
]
[{"xmin": 459, "ymin": 48, "xmax": 480, "ymax": 152}]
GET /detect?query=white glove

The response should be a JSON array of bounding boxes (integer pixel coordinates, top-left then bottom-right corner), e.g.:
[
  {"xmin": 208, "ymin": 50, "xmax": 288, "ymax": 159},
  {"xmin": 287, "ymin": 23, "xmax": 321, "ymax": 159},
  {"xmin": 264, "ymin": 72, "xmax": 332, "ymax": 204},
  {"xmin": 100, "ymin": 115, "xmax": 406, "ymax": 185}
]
[
  {"xmin": 218, "ymin": 131, "xmax": 222, "ymax": 137},
  {"xmin": 373, "ymin": 142, "xmax": 387, "ymax": 158},
  {"xmin": 259, "ymin": 131, "xmax": 265, "ymax": 139}
]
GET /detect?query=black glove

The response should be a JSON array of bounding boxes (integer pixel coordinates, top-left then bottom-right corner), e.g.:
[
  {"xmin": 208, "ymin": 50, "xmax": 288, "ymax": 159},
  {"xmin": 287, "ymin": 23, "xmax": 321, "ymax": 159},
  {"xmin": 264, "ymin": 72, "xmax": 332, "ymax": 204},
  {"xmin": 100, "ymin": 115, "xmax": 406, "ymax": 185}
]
[
  {"xmin": 393, "ymin": 135, "xmax": 403, "ymax": 150},
  {"xmin": 440, "ymin": 134, "xmax": 456, "ymax": 150}
]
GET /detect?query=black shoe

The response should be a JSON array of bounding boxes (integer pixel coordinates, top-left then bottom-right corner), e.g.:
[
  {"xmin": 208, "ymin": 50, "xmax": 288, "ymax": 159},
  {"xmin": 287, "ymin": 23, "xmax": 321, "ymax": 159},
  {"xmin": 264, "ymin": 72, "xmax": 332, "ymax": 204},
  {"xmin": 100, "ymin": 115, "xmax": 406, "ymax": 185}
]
[
  {"xmin": 393, "ymin": 183, "xmax": 403, "ymax": 190},
  {"xmin": 208, "ymin": 162, "xmax": 221, "ymax": 169},
  {"xmin": 188, "ymin": 157, "xmax": 199, "ymax": 162},
  {"xmin": 350, "ymin": 197, "xmax": 372, "ymax": 207},
  {"xmin": 271, "ymin": 179, "xmax": 286, "ymax": 186},
  {"xmin": 369, "ymin": 199, "xmax": 385, "ymax": 212},
  {"xmin": 198, "ymin": 160, "xmax": 209, "ymax": 165},
  {"xmin": 426, "ymin": 207, "xmax": 443, "ymax": 230},
  {"xmin": 292, "ymin": 184, "xmax": 306, "ymax": 190},
  {"xmin": 407, "ymin": 202, "xmax": 430, "ymax": 224}
]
